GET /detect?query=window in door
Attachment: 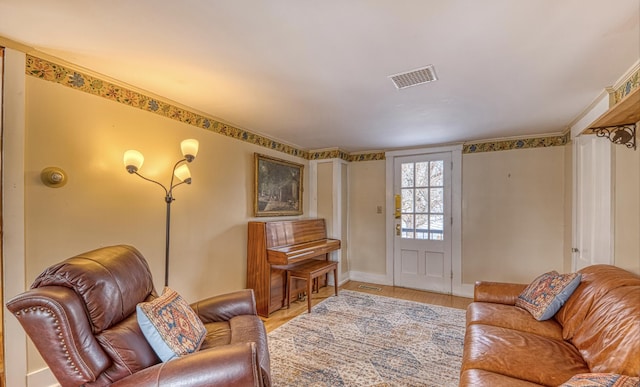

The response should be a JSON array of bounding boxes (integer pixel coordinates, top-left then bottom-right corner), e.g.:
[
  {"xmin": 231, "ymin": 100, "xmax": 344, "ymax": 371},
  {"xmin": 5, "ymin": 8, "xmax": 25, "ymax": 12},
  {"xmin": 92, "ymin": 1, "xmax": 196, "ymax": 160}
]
[{"xmin": 401, "ymin": 160, "xmax": 444, "ymax": 240}]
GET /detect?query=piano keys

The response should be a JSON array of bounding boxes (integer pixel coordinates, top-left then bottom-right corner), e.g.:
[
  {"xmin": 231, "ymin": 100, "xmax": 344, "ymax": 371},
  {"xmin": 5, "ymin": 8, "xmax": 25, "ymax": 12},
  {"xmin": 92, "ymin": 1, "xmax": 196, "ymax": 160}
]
[{"xmin": 246, "ymin": 218, "xmax": 341, "ymax": 317}]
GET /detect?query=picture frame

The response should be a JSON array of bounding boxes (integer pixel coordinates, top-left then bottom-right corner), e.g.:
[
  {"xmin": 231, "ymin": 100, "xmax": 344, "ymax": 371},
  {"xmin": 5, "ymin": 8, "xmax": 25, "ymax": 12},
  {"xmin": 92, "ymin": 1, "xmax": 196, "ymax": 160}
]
[{"xmin": 254, "ymin": 153, "xmax": 304, "ymax": 217}]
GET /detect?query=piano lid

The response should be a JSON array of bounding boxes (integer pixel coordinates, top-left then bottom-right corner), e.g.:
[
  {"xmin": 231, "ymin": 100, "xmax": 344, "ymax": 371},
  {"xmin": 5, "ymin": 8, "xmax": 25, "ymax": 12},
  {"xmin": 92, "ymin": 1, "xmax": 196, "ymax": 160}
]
[{"xmin": 267, "ymin": 238, "xmax": 341, "ymax": 265}]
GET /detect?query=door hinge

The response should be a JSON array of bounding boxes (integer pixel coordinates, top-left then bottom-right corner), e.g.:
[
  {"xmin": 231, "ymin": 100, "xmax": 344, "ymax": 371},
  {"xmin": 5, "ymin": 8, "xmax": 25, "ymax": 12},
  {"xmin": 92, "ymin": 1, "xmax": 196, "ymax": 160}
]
[{"xmin": 450, "ymin": 271, "xmax": 454, "ymax": 279}]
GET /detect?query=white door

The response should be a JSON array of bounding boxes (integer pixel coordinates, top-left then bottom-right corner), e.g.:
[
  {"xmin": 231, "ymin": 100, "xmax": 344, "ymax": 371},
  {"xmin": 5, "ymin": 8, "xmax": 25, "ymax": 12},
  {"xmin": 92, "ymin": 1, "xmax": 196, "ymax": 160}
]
[
  {"xmin": 393, "ymin": 152, "xmax": 452, "ymax": 293},
  {"xmin": 573, "ymin": 135, "xmax": 613, "ymax": 270}
]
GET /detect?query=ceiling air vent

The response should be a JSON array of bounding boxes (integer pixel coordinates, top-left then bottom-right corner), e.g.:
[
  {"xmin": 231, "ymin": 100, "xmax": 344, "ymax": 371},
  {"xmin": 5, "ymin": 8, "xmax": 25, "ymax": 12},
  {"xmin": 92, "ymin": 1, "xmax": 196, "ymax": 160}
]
[{"xmin": 389, "ymin": 65, "xmax": 438, "ymax": 89}]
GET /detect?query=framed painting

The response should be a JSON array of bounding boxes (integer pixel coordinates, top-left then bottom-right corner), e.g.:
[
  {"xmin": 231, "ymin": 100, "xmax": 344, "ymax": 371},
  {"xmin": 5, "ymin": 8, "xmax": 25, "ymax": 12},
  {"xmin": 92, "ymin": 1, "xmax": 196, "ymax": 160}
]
[{"xmin": 254, "ymin": 153, "xmax": 304, "ymax": 217}]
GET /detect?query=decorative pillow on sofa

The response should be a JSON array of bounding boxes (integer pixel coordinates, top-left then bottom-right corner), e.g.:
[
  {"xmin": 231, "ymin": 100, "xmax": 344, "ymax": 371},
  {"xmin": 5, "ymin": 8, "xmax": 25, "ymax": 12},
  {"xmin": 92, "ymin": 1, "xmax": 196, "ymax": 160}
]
[
  {"xmin": 559, "ymin": 373, "xmax": 640, "ymax": 387},
  {"xmin": 137, "ymin": 287, "xmax": 206, "ymax": 362},
  {"xmin": 515, "ymin": 270, "xmax": 581, "ymax": 321}
]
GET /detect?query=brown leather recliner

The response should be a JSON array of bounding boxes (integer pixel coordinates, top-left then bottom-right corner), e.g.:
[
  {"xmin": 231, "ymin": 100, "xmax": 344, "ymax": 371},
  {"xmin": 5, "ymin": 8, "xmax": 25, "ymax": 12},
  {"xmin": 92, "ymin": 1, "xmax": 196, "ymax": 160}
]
[{"xmin": 6, "ymin": 245, "xmax": 271, "ymax": 387}]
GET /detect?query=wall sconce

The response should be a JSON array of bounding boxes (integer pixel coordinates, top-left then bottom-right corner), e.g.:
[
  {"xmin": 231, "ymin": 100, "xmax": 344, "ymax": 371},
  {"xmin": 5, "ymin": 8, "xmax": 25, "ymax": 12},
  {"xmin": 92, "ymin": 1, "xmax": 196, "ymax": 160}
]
[
  {"xmin": 123, "ymin": 139, "xmax": 199, "ymax": 286},
  {"xmin": 41, "ymin": 167, "xmax": 67, "ymax": 188}
]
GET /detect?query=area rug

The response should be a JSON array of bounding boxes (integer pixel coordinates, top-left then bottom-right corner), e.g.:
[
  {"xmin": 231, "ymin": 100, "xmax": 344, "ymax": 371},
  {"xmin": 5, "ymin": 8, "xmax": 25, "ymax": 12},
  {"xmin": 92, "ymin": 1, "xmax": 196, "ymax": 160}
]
[{"xmin": 268, "ymin": 290, "xmax": 466, "ymax": 387}]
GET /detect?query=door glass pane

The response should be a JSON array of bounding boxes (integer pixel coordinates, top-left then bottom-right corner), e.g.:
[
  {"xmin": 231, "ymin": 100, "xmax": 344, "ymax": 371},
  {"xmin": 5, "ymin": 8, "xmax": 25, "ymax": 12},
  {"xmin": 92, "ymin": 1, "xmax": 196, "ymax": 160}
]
[
  {"xmin": 430, "ymin": 215, "xmax": 444, "ymax": 240},
  {"xmin": 430, "ymin": 160, "xmax": 444, "ymax": 186},
  {"xmin": 415, "ymin": 162, "xmax": 428, "ymax": 187},
  {"xmin": 401, "ymin": 188, "xmax": 414, "ymax": 213},
  {"xmin": 402, "ymin": 214, "xmax": 414, "ymax": 238},
  {"xmin": 398, "ymin": 159, "xmax": 446, "ymax": 241},
  {"xmin": 401, "ymin": 163, "xmax": 414, "ymax": 187},
  {"xmin": 430, "ymin": 188, "xmax": 443, "ymax": 213},
  {"xmin": 415, "ymin": 188, "xmax": 428, "ymax": 212},
  {"xmin": 415, "ymin": 214, "xmax": 428, "ymax": 239}
]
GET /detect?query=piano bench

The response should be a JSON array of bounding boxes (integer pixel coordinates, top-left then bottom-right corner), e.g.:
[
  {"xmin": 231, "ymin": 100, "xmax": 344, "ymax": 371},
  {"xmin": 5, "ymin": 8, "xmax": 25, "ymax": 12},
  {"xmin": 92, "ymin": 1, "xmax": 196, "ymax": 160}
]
[{"xmin": 285, "ymin": 259, "xmax": 338, "ymax": 313}]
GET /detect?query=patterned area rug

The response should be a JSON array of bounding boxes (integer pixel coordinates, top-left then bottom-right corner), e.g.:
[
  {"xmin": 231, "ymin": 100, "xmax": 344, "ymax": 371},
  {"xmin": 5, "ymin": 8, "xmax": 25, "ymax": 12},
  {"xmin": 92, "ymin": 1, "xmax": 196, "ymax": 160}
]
[{"xmin": 268, "ymin": 290, "xmax": 466, "ymax": 387}]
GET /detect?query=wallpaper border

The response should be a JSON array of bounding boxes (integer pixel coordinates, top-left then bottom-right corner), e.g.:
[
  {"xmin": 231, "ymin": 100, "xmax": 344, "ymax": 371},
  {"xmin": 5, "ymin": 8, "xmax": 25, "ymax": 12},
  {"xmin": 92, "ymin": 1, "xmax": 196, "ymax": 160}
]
[
  {"xmin": 462, "ymin": 133, "xmax": 569, "ymax": 154},
  {"xmin": 25, "ymin": 54, "xmax": 569, "ymax": 161},
  {"xmin": 612, "ymin": 67, "xmax": 640, "ymax": 105}
]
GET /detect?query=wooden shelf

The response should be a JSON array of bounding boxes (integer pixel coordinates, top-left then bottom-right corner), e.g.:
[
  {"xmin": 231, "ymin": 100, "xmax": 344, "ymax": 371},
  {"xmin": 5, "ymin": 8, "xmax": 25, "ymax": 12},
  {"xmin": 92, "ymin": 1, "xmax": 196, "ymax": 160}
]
[
  {"xmin": 584, "ymin": 86, "xmax": 639, "ymax": 150},
  {"xmin": 587, "ymin": 87, "xmax": 640, "ymax": 130}
]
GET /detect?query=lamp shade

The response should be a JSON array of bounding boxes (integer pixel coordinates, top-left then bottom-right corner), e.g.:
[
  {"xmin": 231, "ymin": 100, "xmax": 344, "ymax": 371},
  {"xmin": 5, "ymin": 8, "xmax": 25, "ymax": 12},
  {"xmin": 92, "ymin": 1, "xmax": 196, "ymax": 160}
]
[
  {"xmin": 124, "ymin": 150, "xmax": 144, "ymax": 173},
  {"xmin": 174, "ymin": 164, "xmax": 192, "ymax": 183},
  {"xmin": 181, "ymin": 139, "xmax": 199, "ymax": 162}
]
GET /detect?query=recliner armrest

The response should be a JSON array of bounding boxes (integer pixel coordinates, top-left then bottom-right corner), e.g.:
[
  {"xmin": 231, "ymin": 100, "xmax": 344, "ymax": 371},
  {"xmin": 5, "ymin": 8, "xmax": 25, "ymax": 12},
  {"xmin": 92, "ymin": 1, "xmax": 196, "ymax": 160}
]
[
  {"xmin": 112, "ymin": 342, "xmax": 265, "ymax": 387},
  {"xmin": 6, "ymin": 286, "xmax": 111, "ymax": 386},
  {"xmin": 190, "ymin": 289, "xmax": 257, "ymax": 323},
  {"xmin": 473, "ymin": 281, "xmax": 527, "ymax": 305}
]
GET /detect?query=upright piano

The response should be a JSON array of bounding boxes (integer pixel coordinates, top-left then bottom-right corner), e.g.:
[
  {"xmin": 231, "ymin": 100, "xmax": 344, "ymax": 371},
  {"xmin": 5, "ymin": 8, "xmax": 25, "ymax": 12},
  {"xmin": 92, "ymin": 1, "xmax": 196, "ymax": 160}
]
[{"xmin": 247, "ymin": 218, "xmax": 341, "ymax": 317}]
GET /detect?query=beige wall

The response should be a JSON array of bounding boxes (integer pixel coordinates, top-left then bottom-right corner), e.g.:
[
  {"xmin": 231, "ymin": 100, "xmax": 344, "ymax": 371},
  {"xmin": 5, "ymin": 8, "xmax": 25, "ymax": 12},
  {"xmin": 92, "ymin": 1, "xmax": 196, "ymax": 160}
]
[
  {"xmin": 316, "ymin": 161, "xmax": 333, "ymax": 234},
  {"xmin": 313, "ymin": 160, "xmax": 349, "ymax": 276},
  {"xmin": 340, "ymin": 163, "xmax": 348, "ymax": 273},
  {"xmin": 23, "ymin": 76, "xmax": 309, "ymax": 371},
  {"xmin": 462, "ymin": 147, "xmax": 567, "ymax": 284},
  {"xmin": 614, "ymin": 144, "xmax": 640, "ymax": 274},
  {"xmin": 348, "ymin": 160, "xmax": 386, "ymax": 275},
  {"xmin": 347, "ymin": 147, "xmax": 570, "ymax": 284}
]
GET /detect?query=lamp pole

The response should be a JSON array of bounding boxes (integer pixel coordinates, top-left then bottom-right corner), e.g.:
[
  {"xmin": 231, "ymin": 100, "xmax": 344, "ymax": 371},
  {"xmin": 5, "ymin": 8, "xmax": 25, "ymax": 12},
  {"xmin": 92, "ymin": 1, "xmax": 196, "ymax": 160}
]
[
  {"xmin": 124, "ymin": 140, "xmax": 198, "ymax": 286},
  {"xmin": 164, "ymin": 194, "xmax": 172, "ymax": 287}
]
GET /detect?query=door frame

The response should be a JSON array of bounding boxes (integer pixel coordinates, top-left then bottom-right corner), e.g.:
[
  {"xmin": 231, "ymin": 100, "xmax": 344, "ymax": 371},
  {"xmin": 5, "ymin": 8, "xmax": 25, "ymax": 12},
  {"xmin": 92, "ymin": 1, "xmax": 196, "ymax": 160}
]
[
  {"xmin": 2, "ymin": 48, "xmax": 28, "ymax": 387},
  {"xmin": 392, "ymin": 151, "xmax": 452, "ymax": 293},
  {"xmin": 569, "ymin": 92, "xmax": 614, "ymax": 271},
  {"xmin": 385, "ymin": 145, "xmax": 468, "ymax": 297},
  {"xmin": 571, "ymin": 134, "xmax": 614, "ymax": 270}
]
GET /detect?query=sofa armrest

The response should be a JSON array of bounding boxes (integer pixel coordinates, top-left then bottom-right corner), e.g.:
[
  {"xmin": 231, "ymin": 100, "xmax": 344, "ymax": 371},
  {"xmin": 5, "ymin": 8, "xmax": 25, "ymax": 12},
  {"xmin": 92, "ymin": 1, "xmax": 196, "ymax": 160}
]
[
  {"xmin": 190, "ymin": 289, "xmax": 257, "ymax": 323},
  {"xmin": 112, "ymin": 342, "xmax": 265, "ymax": 387},
  {"xmin": 474, "ymin": 281, "xmax": 527, "ymax": 305}
]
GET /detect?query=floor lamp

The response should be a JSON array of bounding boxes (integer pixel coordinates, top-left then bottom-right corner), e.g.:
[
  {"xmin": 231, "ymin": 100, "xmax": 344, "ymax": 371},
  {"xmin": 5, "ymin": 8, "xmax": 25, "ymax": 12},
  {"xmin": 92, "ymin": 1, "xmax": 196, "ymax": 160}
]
[{"xmin": 123, "ymin": 139, "xmax": 199, "ymax": 286}]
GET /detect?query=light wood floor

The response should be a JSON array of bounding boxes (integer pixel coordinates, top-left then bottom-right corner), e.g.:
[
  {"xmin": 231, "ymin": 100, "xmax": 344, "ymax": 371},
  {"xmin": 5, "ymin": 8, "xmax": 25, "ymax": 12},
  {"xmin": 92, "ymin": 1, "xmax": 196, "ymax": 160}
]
[{"xmin": 263, "ymin": 280, "xmax": 472, "ymax": 332}]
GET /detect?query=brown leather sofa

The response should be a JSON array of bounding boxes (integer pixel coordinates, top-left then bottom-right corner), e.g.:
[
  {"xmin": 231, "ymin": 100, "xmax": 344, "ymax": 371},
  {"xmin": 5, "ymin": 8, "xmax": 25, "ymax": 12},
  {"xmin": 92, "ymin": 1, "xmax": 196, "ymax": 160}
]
[
  {"xmin": 460, "ymin": 264, "xmax": 640, "ymax": 386},
  {"xmin": 6, "ymin": 245, "xmax": 271, "ymax": 387}
]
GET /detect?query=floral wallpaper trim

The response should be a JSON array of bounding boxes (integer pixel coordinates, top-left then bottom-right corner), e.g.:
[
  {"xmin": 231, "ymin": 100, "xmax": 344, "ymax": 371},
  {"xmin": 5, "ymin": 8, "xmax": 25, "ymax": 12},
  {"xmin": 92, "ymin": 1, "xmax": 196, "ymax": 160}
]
[
  {"xmin": 463, "ymin": 133, "xmax": 569, "ymax": 154},
  {"xmin": 612, "ymin": 67, "xmax": 639, "ymax": 105},
  {"xmin": 308, "ymin": 149, "xmax": 350, "ymax": 161},
  {"xmin": 25, "ymin": 55, "xmax": 309, "ymax": 159},
  {"xmin": 306, "ymin": 149, "xmax": 388, "ymax": 162},
  {"xmin": 25, "ymin": 55, "xmax": 569, "ymax": 161},
  {"xmin": 347, "ymin": 152, "xmax": 386, "ymax": 162}
]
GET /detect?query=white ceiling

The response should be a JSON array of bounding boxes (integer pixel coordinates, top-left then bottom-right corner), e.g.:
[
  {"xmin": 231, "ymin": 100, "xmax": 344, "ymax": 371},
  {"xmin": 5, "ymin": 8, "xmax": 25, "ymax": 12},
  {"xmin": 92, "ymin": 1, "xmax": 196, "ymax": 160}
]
[{"xmin": 1, "ymin": 1, "xmax": 638, "ymax": 152}]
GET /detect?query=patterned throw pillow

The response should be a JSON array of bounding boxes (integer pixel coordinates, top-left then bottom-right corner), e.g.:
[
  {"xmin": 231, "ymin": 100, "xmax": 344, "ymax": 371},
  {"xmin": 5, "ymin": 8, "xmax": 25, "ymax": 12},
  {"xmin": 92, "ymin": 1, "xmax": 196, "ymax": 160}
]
[
  {"xmin": 515, "ymin": 271, "xmax": 581, "ymax": 321},
  {"xmin": 137, "ymin": 287, "xmax": 206, "ymax": 362},
  {"xmin": 559, "ymin": 373, "xmax": 640, "ymax": 387}
]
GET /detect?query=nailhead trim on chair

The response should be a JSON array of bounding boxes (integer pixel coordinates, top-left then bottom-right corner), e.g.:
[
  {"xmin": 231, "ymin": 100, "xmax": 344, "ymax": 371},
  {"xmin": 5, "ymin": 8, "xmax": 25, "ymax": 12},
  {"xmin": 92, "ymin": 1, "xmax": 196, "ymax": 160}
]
[{"xmin": 17, "ymin": 306, "xmax": 84, "ymax": 377}]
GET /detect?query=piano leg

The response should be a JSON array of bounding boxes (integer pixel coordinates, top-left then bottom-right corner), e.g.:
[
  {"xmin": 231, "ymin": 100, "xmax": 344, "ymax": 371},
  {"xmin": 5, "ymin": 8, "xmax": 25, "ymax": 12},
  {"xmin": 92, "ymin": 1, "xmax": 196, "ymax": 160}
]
[
  {"xmin": 307, "ymin": 274, "xmax": 313, "ymax": 314},
  {"xmin": 285, "ymin": 270, "xmax": 291, "ymax": 309}
]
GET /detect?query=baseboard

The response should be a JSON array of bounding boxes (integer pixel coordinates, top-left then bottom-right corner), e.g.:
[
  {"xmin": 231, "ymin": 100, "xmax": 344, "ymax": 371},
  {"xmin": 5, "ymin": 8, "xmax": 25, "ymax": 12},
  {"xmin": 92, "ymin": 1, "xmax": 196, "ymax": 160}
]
[
  {"xmin": 337, "ymin": 271, "xmax": 350, "ymax": 286},
  {"xmin": 347, "ymin": 271, "xmax": 393, "ymax": 285},
  {"xmin": 453, "ymin": 283, "xmax": 474, "ymax": 299},
  {"xmin": 347, "ymin": 271, "xmax": 475, "ymax": 299},
  {"xmin": 27, "ymin": 367, "xmax": 58, "ymax": 387}
]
